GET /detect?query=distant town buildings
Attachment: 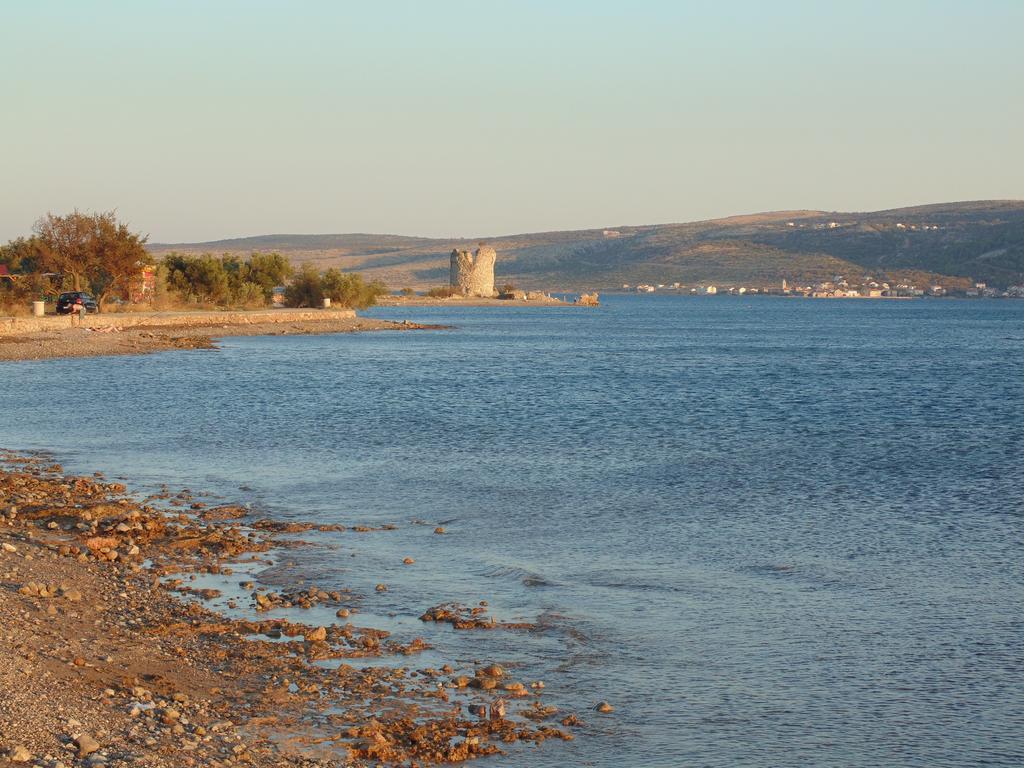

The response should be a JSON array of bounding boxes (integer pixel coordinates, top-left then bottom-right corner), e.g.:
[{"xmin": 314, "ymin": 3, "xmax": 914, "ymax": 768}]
[
  {"xmin": 784, "ymin": 219, "xmax": 941, "ymax": 232},
  {"xmin": 619, "ymin": 275, "xmax": 1020, "ymax": 299},
  {"xmin": 896, "ymin": 222, "xmax": 940, "ymax": 231}
]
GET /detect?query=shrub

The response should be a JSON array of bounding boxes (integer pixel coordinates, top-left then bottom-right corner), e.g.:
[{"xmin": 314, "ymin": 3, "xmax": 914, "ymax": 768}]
[
  {"xmin": 320, "ymin": 269, "xmax": 387, "ymax": 309},
  {"xmin": 426, "ymin": 286, "xmax": 459, "ymax": 298},
  {"xmin": 283, "ymin": 266, "xmax": 387, "ymax": 309},
  {"xmin": 234, "ymin": 281, "xmax": 267, "ymax": 308},
  {"xmin": 283, "ymin": 264, "xmax": 324, "ymax": 308}
]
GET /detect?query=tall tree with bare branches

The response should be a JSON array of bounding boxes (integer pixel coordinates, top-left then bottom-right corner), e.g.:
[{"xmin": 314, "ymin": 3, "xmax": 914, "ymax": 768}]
[{"xmin": 34, "ymin": 211, "xmax": 95, "ymax": 291}]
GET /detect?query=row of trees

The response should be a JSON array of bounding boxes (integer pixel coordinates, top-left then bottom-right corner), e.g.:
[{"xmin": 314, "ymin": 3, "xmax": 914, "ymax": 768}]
[
  {"xmin": 1, "ymin": 210, "xmax": 388, "ymax": 312},
  {"xmin": 163, "ymin": 252, "xmax": 292, "ymax": 307}
]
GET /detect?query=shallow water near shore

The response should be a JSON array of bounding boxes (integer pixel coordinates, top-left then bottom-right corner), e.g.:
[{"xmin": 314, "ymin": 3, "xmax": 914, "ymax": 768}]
[{"xmin": 3, "ymin": 295, "xmax": 1024, "ymax": 767}]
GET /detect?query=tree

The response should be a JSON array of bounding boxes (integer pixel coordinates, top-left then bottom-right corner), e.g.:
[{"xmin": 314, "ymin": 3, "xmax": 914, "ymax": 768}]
[
  {"xmin": 243, "ymin": 252, "xmax": 292, "ymax": 301},
  {"xmin": 89, "ymin": 214, "xmax": 151, "ymax": 309},
  {"xmin": 34, "ymin": 211, "xmax": 150, "ymax": 308},
  {"xmin": 0, "ymin": 236, "xmax": 44, "ymax": 275},
  {"xmin": 284, "ymin": 264, "xmax": 324, "ymax": 308},
  {"xmin": 179, "ymin": 255, "xmax": 231, "ymax": 304},
  {"xmin": 34, "ymin": 211, "xmax": 95, "ymax": 291}
]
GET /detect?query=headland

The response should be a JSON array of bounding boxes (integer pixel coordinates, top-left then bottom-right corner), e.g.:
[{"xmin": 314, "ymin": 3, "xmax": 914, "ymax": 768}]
[{"xmin": 0, "ymin": 308, "xmax": 442, "ymax": 362}]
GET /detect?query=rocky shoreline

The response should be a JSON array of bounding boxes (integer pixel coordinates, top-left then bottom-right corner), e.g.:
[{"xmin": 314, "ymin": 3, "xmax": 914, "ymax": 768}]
[{"xmin": 0, "ymin": 451, "xmax": 579, "ymax": 767}]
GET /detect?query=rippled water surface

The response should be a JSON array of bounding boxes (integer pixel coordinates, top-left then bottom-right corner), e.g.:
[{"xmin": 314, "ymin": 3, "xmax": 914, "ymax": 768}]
[{"xmin": 2, "ymin": 295, "xmax": 1023, "ymax": 767}]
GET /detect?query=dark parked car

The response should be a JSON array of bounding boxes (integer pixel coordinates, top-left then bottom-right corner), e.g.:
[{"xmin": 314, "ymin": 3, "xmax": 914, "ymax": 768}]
[{"xmin": 55, "ymin": 292, "xmax": 99, "ymax": 314}]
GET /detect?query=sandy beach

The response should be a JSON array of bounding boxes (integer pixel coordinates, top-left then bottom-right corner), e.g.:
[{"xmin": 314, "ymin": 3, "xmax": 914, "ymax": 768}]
[
  {"xmin": 0, "ymin": 451, "xmax": 577, "ymax": 766},
  {"xmin": 0, "ymin": 309, "xmax": 443, "ymax": 362}
]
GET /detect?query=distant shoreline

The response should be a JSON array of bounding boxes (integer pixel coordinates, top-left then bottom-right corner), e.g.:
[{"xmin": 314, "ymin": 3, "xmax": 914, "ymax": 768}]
[
  {"xmin": 376, "ymin": 295, "xmax": 575, "ymax": 307},
  {"xmin": 598, "ymin": 291, "xmax": 1000, "ymax": 300}
]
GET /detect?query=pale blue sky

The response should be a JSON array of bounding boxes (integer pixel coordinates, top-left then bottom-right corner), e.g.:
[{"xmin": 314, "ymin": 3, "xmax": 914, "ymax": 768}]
[{"xmin": 1, "ymin": 0, "xmax": 1021, "ymax": 242}]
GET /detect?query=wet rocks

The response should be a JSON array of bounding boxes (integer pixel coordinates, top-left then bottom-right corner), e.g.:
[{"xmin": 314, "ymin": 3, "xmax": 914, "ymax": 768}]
[
  {"xmin": 594, "ymin": 700, "xmax": 615, "ymax": 713},
  {"xmin": 420, "ymin": 602, "xmax": 535, "ymax": 630},
  {"xmin": 304, "ymin": 626, "xmax": 328, "ymax": 642},
  {"xmin": 197, "ymin": 504, "xmax": 248, "ymax": 521},
  {"xmin": 254, "ymin": 584, "xmax": 348, "ymax": 612},
  {"xmin": 522, "ymin": 702, "xmax": 559, "ymax": 721}
]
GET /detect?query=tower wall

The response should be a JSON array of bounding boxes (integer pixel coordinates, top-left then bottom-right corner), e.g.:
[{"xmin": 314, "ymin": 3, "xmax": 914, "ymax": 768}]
[{"xmin": 450, "ymin": 246, "xmax": 496, "ymax": 297}]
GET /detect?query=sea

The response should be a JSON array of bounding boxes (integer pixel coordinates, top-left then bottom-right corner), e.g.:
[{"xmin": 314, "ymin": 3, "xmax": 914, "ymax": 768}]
[{"xmin": 2, "ymin": 294, "xmax": 1023, "ymax": 767}]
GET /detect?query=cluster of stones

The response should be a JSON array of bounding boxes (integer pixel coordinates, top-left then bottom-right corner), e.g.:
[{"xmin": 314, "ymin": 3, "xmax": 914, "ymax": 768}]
[
  {"xmin": 450, "ymin": 246, "xmax": 497, "ymax": 297},
  {"xmin": 248, "ymin": 584, "xmax": 350, "ymax": 612},
  {"xmin": 17, "ymin": 580, "xmax": 82, "ymax": 601},
  {"xmin": 420, "ymin": 601, "xmax": 535, "ymax": 630}
]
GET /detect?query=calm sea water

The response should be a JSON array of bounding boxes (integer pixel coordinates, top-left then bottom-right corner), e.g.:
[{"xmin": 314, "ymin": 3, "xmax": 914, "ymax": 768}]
[{"xmin": 2, "ymin": 295, "xmax": 1023, "ymax": 767}]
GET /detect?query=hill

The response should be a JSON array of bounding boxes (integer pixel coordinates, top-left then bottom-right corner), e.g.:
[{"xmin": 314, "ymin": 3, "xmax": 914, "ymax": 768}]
[{"xmin": 149, "ymin": 200, "xmax": 1024, "ymax": 290}]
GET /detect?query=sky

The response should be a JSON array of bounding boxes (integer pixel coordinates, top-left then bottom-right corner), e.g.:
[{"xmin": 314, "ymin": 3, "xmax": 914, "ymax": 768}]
[{"xmin": 1, "ymin": 0, "xmax": 1022, "ymax": 243}]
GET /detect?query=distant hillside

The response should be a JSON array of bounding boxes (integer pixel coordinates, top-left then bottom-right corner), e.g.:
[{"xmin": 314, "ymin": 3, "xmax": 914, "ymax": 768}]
[{"xmin": 149, "ymin": 200, "xmax": 1024, "ymax": 289}]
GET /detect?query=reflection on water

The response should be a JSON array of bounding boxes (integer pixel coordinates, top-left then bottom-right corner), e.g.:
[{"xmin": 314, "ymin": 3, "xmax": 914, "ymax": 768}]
[{"xmin": 2, "ymin": 295, "xmax": 1023, "ymax": 767}]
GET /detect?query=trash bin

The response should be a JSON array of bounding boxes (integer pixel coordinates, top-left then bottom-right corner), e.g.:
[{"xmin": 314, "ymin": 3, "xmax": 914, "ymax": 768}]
[
  {"xmin": 32, "ymin": 300, "xmax": 45, "ymax": 317},
  {"xmin": 322, "ymin": 298, "xmax": 331, "ymax": 308}
]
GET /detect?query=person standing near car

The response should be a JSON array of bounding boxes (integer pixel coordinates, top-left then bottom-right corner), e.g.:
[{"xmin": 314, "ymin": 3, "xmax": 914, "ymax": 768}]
[{"xmin": 71, "ymin": 296, "xmax": 85, "ymax": 326}]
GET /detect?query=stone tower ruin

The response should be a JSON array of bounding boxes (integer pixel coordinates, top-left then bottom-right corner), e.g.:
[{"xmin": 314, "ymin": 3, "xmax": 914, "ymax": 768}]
[{"xmin": 450, "ymin": 245, "xmax": 496, "ymax": 297}]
